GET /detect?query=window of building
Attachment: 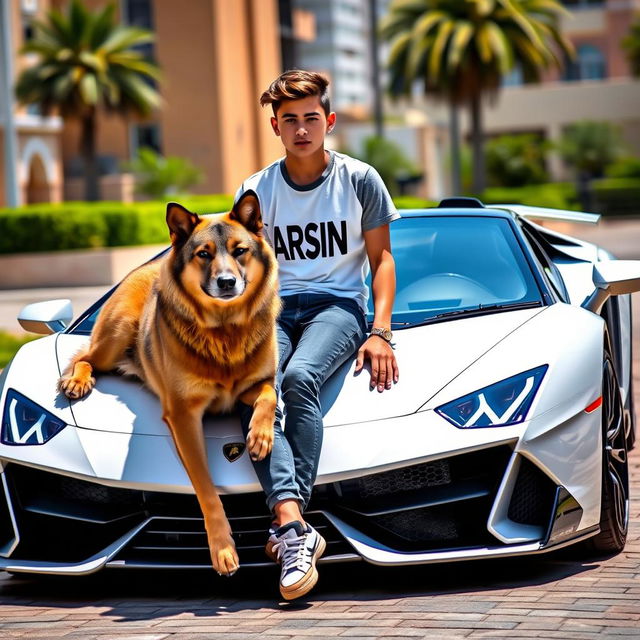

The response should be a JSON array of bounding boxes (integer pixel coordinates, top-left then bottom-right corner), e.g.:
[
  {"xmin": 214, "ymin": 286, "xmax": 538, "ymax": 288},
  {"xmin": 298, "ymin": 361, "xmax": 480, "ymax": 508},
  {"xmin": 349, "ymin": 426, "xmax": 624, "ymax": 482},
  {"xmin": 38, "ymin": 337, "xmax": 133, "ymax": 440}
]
[
  {"xmin": 123, "ymin": 0, "xmax": 153, "ymax": 29},
  {"xmin": 122, "ymin": 0, "xmax": 155, "ymax": 63},
  {"xmin": 562, "ymin": 44, "xmax": 607, "ymax": 81},
  {"xmin": 502, "ymin": 65, "xmax": 523, "ymax": 87},
  {"xmin": 561, "ymin": 0, "xmax": 603, "ymax": 8},
  {"xmin": 132, "ymin": 123, "xmax": 162, "ymax": 157},
  {"xmin": 20, "ymin": 0, "xmax": 38, "ymax": 43}
]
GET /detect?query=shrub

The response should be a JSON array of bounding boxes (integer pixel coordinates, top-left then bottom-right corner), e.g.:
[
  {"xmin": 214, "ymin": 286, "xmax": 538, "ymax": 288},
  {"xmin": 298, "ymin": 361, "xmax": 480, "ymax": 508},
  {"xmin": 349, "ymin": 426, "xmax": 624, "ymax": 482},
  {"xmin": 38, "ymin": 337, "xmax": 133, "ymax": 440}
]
[
  {"xmin": 0, "ymin": 196, "xmax": 234, "ymax": 254},
  {"xmin": 485, "ymin": 134, "xmax": 549, "ymax": 187},
  {"xmin": 479, "ymin": 183, "xmax": 578, "ymax": 210},
  {"xmin": 605, "ymin": 156, "xmax": 640, "ymax": 179},
  {"xmin": 592, "ymin": 177, "xmax": 640, "ymax": 216},
  {"xmin": 393, "ymin": 196, "xmax": 437, "ymax": 209},
  {"xmin": 354, "ymin": 136, "xmax": 422, "ymax": 197},
  {"xmin": 558, "ymin": 121, "xmax": 624, "ymax": 178},
  {"xmin": 0, "ymin": 331, "xmax": 36, "ymax": 369},
  {"xmin": 124, "ymin": 148, "xmax": 204, "ymax": 199}
]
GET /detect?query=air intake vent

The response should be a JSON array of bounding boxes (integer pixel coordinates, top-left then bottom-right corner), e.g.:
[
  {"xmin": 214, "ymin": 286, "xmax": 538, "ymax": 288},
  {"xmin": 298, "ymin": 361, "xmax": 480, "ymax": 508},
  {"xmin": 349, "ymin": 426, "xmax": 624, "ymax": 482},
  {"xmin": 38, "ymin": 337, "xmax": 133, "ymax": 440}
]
[{"xmin": 508, "ymin": 457, "xmax": 557, "ymax": 527}]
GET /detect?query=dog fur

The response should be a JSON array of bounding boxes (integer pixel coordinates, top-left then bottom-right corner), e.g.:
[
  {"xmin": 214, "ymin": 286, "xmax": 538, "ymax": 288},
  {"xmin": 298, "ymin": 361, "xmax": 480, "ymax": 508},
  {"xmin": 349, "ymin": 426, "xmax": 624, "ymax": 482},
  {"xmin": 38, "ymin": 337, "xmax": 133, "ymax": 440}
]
[{"xmin": 58, "ymin": 191, "xmax": 280, "ymax": 576}]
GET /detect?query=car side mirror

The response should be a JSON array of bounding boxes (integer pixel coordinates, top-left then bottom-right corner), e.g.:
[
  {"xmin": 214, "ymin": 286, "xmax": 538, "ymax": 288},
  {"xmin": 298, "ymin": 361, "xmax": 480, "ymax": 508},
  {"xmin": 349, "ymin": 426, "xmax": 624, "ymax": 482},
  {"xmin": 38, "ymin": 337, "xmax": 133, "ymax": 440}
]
[
  {"xmin": 582, "ymin": 260, "xmax": 640, "ymax": 314},
  {"xmin": 17, "ymin": 299, "xmax": 73, "ymax": 334}
]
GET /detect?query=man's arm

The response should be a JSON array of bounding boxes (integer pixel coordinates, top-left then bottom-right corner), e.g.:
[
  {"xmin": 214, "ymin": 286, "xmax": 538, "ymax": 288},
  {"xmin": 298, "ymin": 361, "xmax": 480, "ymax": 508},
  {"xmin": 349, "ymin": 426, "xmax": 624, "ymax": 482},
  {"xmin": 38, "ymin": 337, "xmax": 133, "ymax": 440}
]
[{"xmin": 354, "ymin": 224, "xmax": 399, "ymax": 392}]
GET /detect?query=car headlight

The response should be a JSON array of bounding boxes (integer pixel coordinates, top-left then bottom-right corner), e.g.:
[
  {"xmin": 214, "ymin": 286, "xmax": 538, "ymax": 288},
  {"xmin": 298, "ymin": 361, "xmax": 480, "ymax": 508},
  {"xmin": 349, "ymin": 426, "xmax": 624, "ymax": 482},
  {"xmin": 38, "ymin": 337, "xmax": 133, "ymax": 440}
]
[
  {"xmin": 1, "ymin": 389, "xmax": 66, "ymax": 445},
  {"xmin": 435, "ymin": 365, "xmax": 548, "ymax": 428}
]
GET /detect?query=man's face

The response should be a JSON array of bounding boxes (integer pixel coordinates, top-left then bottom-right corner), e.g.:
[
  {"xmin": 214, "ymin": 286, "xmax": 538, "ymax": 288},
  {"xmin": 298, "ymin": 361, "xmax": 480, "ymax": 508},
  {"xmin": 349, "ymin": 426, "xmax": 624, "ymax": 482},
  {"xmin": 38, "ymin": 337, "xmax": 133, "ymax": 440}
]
[{"xmin": 271, "ymin": 95, "xmax": 336, "ymax": 158}]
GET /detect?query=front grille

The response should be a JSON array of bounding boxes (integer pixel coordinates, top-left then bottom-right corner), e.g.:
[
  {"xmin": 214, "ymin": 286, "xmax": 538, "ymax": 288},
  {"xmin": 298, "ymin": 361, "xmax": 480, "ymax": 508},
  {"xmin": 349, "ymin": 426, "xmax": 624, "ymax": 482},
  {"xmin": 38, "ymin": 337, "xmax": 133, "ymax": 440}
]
[
  {"xmin": 508, "ymin": 456, "xmax": 558, "ymax": 527},
  {"xmin": 112, "ymin": 512, "xmax": 350, "ymax": 568},
  {"xmin": 3, "ymin": 445, "xmax": 519, "ymax": 566},
  {"xmin": 3, "ymin": 464, "xmax": 353, "ymax": 567},
  {"xmin": 332, "ymin": 445, "xmax": 514, "ymax": 552},
  {"xmin": 7, "ymin": 465, "xmax": 145, "ymax": 562},
  {"xmin": 350, "ymin": 459, "xmax": 451, "ymax": 499}
]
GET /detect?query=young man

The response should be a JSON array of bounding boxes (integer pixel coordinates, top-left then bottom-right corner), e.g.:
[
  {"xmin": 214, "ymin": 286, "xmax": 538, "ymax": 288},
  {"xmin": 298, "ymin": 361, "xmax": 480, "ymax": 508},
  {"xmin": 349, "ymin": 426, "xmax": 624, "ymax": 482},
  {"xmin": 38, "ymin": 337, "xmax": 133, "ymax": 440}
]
[{"xmin": 236, "ymin": 70, "xmax": 399, "ymax": 600}]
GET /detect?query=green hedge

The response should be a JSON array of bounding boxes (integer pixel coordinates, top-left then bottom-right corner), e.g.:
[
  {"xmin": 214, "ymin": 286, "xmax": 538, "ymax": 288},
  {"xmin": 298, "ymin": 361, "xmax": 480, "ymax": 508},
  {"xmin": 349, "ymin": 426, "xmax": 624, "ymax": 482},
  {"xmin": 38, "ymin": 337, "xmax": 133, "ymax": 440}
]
[
  {"xmin": 0, "ymin": 331, "xmax": 36, "ymax": 369},
  {"xmin": 478, "ymin": 182, "xmax": 579, "ymax": 210},
  {"xmin": 592, "ymin": 178, "xmax": 640, "ymax": 216},
  {"xmin": 1, "ymin": 182, "xmax": 637, "ymax": 256},
  {"xmin": 0, "ymin": 195, "xmax": 234, "ymax": 255}
]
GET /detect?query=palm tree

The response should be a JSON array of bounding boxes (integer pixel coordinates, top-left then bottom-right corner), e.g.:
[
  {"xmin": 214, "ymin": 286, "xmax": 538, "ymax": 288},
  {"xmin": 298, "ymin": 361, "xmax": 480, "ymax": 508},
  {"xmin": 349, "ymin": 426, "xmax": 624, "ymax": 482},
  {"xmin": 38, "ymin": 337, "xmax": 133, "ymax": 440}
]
[
  {"xmin": 622, "ymin": 14, "xmax": 640, "ymax": 77},
  {"xmin": 15, "ymin": 0, "xmax": 161, "ymax": 201},
  {"xmin": 380, "ymin": 0, "xmax": 573, "ymax": 194}
]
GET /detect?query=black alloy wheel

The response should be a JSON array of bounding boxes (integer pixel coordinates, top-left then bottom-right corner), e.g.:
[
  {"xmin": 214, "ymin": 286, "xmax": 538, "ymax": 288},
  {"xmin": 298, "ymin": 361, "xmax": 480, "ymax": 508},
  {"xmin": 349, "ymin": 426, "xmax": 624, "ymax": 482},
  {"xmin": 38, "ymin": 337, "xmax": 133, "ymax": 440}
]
[{"xmin": 588, "ymin": 351, "xmax": 629, "ymax": 554}]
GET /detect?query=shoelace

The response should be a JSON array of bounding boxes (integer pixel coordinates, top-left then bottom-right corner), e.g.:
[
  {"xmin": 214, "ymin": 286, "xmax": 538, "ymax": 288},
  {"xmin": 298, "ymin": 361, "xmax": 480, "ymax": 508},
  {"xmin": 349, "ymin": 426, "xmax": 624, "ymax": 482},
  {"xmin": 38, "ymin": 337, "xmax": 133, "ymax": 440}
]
[{"xmin": 272, "ymin": 534, "xmax": 311, "ymax": 572}]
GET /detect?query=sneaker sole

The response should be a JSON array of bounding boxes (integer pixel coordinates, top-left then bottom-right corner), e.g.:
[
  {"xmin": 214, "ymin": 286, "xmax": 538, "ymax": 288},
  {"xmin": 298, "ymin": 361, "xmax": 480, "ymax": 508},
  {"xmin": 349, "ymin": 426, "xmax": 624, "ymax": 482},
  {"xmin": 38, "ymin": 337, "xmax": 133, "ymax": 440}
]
[{"xmin": 280, "ymin": 535, "xmax": 327, "ymax": 601}]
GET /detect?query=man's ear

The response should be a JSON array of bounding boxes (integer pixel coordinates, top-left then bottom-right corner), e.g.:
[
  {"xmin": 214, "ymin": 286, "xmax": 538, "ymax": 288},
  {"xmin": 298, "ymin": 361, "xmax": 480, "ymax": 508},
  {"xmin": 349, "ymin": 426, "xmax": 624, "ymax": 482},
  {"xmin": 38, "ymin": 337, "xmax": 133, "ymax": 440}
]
[
  {"xmin": 327, "ymin": 111, "xmax": 336, "ymax": 133},
  {"xmin": 166, "ymin": 202, "xmax": 200, "ymax": 246},
  {"xmin": 230, "ymin": 190, "xmax": 263, "ymax": 234},
  {"xmin": 270, "ymin": 116, "xmax": 280, "ymax": 136}
]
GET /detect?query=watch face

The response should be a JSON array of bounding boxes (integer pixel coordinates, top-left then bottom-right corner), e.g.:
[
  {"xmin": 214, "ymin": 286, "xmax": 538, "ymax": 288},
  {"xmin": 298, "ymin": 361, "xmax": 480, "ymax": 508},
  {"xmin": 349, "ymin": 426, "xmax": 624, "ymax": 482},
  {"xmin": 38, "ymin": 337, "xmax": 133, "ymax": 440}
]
[{"xmin": 373, "ymin": 327, "xmax": 392, "ymax": 341}]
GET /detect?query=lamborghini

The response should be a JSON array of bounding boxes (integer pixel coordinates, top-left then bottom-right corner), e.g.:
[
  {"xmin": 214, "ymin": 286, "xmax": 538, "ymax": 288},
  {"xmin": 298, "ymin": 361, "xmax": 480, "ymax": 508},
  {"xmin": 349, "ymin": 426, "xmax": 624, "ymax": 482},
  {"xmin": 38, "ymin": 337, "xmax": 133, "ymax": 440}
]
[{"xmin": 0, "ymin": 198, "xmax": 637, "ymax": 574}]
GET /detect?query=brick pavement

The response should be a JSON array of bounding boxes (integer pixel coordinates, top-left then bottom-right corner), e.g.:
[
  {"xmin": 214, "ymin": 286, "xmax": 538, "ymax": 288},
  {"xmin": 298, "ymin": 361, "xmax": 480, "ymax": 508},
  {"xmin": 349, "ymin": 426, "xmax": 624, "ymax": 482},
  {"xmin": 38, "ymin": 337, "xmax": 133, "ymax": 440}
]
[{"xmin": 0, "ymin": 224, "xmax": 639, "ymax": 639}]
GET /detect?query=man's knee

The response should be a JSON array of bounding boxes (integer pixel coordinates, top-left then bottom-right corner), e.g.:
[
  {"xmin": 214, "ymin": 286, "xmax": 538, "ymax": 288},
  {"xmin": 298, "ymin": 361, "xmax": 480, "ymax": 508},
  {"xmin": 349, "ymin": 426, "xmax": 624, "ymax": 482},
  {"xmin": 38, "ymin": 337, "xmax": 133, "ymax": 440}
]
[{"xmin": 281, "ymin": 365, "xmax": 319, "ymax": 399}]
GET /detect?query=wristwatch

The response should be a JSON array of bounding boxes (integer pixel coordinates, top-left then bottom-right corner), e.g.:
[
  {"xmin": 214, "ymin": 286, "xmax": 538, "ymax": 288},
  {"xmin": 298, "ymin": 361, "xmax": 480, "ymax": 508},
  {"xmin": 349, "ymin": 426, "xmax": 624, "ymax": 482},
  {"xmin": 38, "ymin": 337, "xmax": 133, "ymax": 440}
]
[{"xmin": 370, "ymin": 327, "xmax": 393, "ymax": 342}]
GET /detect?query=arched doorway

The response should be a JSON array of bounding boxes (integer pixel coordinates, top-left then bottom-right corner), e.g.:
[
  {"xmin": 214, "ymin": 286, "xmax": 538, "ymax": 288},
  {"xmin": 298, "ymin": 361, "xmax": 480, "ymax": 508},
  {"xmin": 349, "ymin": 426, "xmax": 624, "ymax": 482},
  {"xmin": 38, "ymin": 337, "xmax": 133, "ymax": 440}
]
[{"xmin": 26, "ymin": 154, "xmax": 51, "ymax": 204}]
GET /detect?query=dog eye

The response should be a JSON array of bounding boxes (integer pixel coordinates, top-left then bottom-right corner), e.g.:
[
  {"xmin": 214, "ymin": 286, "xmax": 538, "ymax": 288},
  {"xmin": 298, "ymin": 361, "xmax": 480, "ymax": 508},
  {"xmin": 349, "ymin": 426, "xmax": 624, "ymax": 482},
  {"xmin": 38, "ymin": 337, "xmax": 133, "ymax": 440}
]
[
  {"xmin": 233, "ymin": 247, "xmax": 248, "ymax": 258},
  {"xmin": 196, "ymin": 250, "xmax": 211, "ymax": 259}
]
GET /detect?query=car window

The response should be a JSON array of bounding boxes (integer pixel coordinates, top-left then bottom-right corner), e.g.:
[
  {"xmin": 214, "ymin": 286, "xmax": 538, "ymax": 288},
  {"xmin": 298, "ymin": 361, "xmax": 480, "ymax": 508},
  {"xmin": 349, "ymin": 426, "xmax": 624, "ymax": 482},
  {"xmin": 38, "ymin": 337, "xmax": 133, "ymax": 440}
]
[
  {"xmin": 71, "ymin": 216, "xmax": 543, "ymax": 334},
  {"xmin": 367, "ymin": 216, "xmax": 543, "ymax": 323}
]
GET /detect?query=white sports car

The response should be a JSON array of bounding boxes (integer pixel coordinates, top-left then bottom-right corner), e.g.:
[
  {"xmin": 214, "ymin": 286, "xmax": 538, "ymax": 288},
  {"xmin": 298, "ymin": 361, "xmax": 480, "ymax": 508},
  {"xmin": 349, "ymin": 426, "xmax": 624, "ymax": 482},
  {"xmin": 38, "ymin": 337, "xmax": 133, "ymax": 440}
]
[{"xmin": 1, "ymin": 198, "xmax": 638, "ymax": 575}]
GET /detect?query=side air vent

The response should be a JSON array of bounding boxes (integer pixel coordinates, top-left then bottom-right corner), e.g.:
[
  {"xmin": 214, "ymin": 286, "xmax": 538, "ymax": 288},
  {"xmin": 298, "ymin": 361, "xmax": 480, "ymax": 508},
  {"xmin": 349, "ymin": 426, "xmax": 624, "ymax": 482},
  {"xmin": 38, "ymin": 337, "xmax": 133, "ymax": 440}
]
[{"xmin": 508, "ymin": 457, "xmax": 557, "ymax": 527}]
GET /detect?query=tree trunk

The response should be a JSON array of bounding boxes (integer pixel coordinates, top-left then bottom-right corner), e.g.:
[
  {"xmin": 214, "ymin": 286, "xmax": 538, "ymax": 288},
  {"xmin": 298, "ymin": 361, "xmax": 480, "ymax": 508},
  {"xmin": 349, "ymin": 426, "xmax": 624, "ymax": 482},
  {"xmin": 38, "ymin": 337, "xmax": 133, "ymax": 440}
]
[
  {"xmin": 80, "ymin": 110, "xmax": 100, "ymax": 201},
  {"xmin": 449, "ymin": 101, "xmax": 462, "ymax": 195},
  {"xmin": 470, "ymin": 92, "xmax": 485, "ymax": 194}
]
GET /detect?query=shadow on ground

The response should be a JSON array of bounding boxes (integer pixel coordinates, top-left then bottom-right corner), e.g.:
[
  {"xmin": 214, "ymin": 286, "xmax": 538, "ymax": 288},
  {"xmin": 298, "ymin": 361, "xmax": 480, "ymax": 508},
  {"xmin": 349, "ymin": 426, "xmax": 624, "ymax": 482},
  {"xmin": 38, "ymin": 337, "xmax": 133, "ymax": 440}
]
[{"xmin": 0, "ymin": 549, "xmax": 605, "ymax": 622}]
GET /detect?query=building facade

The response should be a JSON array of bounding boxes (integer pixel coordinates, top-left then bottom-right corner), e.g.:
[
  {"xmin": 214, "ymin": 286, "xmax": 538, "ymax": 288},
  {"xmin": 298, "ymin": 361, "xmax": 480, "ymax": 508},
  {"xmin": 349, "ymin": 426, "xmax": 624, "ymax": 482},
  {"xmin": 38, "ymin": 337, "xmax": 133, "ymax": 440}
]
[
  {"xmin": 294, "ymin": 0, "xmax": 375, "ymax": 117},
  {"xmin": 0, "ymin": 0, "xmax": 64, "ymax": 207},
  {"xmin": 392, "ymin": 0, "xmax": 640, "ymax": 188},
  {"xmin": 1, "ymin": 0, "xmax": 285, "ymax": 206}
]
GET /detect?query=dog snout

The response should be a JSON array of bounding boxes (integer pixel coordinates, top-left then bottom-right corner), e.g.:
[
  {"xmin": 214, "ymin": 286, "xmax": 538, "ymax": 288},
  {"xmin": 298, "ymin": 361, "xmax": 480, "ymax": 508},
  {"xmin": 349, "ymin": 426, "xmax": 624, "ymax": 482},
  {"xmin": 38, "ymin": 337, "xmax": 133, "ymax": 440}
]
[{"xmin": 217, "ymin": 275, "xmax": 237, "ymax": 291}]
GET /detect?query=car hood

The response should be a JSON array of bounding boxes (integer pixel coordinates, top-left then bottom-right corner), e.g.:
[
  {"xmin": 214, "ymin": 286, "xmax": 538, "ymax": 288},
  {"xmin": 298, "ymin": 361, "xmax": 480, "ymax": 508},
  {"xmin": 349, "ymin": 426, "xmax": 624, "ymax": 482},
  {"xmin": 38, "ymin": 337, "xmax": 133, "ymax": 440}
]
[{"xmin": 47, "ymin": 307, "xmax": 543, "ymax": 435}]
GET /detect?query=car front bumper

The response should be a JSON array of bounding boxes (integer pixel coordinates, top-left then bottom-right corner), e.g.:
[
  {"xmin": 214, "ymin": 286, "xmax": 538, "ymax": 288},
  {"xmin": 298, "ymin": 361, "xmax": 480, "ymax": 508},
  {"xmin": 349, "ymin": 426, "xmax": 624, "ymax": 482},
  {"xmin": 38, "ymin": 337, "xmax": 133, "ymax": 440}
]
[{"xmin": 0, "ymin": 397, "xmax": 602, "ymax": 574}]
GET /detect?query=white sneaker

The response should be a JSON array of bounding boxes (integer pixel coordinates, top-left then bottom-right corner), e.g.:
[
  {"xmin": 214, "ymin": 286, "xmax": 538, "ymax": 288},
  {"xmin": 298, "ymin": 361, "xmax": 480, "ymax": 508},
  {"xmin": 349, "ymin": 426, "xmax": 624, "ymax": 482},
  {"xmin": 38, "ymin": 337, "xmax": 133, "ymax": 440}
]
[{"xmin": 265, "ymin": 521, "xmax": 326, "ymax": 600}]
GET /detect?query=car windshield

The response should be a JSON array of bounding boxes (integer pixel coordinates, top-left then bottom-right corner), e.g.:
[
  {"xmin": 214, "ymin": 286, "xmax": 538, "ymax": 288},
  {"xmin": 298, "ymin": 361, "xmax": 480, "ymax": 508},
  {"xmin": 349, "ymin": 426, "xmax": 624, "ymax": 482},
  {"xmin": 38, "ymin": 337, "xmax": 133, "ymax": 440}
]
[
  {"xmin": 369, "ymin": 215, "xmax": 543, "ymax": 325},
  {"xmin": 71, "ymin": 214, "xmax": 543, "ymax": 335}
]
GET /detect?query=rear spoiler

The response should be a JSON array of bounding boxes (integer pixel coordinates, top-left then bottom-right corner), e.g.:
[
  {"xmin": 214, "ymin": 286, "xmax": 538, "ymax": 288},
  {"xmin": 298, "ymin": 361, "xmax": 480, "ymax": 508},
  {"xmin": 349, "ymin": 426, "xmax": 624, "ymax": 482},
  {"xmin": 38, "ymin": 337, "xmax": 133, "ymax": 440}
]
[{"xmin": 494, "ymin": 204, "xmax": 601, "ymax": 225}]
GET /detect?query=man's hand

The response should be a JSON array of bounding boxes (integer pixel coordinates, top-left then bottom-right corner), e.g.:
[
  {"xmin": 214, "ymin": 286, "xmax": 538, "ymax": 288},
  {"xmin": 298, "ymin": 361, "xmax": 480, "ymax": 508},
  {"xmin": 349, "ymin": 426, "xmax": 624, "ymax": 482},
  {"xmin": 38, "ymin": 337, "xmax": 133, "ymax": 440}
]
[{"xmin": 355, "ymin": 336, "xmax": 399, "ymax": 392}]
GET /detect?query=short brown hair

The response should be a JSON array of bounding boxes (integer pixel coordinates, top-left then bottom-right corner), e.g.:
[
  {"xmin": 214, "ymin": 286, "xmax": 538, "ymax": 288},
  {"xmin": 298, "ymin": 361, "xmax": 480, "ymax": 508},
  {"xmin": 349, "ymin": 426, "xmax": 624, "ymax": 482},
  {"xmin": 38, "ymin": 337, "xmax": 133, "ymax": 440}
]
[{"xmin": 260, "ymin": 69, "xmax": 331, "ymax": 117}]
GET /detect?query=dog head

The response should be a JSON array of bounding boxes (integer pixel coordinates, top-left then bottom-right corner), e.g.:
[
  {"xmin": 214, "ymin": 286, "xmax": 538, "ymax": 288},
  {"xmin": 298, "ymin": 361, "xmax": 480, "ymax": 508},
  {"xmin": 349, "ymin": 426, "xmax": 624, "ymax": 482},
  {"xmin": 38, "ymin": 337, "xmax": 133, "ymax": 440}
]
[{"xmin": 165, "ymin": 191, "xmax": 275, "ymax": 308}]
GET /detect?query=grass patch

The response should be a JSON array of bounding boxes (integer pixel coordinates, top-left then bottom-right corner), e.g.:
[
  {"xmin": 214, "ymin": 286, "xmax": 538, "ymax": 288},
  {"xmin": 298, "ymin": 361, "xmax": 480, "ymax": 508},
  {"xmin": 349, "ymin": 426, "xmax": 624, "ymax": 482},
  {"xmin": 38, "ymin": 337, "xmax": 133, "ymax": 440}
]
[{"xmin": 0, "ymin": 331, "xmax": 37, "ymax": 369}]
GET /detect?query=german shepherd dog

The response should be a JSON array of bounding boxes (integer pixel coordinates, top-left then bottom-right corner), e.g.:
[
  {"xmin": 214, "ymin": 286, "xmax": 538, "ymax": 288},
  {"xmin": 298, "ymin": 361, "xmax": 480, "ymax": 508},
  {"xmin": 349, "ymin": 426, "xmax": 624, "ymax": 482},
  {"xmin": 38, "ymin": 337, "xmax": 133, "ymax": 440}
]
[{"xmin": 58, "ymin": 191, "xmax": 280, "ymax": 576}]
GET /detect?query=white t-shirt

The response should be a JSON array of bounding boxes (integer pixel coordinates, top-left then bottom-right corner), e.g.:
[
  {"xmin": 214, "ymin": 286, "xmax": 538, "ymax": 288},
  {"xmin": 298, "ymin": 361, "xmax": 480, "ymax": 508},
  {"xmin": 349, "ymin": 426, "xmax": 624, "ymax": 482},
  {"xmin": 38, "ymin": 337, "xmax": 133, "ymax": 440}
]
[{"xmin": 235, "ymin": 151, "xmax": 399, "ymax": 312}]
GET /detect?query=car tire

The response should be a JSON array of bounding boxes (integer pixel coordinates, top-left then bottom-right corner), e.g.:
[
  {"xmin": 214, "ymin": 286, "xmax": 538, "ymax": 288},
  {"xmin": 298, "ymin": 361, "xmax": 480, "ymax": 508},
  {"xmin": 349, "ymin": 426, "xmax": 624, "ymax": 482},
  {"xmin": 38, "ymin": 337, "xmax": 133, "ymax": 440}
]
[{"xmin": 586, "ymin": 349, "xmax": 629, "ymax": 554}]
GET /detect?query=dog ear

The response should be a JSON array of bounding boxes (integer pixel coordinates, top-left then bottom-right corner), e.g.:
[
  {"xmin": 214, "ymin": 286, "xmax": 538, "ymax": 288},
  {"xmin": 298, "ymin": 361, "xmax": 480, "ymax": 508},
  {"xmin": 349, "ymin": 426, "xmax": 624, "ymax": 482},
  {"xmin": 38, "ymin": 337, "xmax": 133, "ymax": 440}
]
[
  {"xmin": 230, "ymin": 190, "xmax": 263, "ymax": 234},
  {"xmin": 166, "ymin": 202, "xmax": 200, "ymax": 245}
]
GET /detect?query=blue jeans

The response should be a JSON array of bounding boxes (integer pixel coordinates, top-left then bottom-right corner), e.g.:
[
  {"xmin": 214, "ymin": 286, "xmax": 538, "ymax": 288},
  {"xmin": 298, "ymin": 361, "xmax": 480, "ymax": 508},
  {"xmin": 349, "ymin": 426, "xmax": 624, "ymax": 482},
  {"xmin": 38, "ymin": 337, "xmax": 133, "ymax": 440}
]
[{"xmin": 239, "ymin": 293, "xmax": 367, "ymax": 512}]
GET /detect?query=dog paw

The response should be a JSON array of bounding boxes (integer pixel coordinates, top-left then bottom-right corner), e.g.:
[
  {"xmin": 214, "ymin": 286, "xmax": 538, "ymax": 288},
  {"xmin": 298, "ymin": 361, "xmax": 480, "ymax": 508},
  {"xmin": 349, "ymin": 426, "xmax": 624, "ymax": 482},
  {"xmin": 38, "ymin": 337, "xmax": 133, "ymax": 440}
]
[
  {"xmin": 246, "ymin": 421, "xmax": 274, "ymax": 462},
  {"xmin": 209, "ymin": 535, "xmax": 240, "ymax": 577},
  {"xmin": 58, "ymin": 374, "xmax": 95, "ymax": 400}
]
